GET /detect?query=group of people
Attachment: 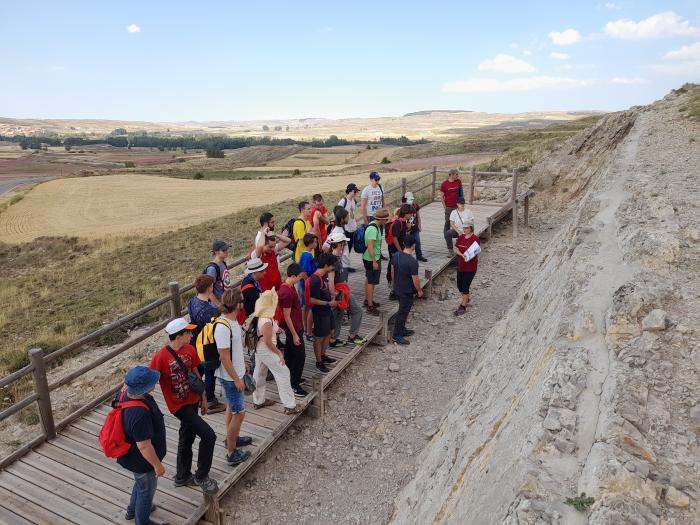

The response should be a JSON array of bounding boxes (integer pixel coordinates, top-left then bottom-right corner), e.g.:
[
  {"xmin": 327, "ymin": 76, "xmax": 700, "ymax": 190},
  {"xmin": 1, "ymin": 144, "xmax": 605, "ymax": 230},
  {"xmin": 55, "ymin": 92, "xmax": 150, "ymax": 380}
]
[{"xmin": 111, "ymin": 169, "xmax": 482, "ymax": 525}]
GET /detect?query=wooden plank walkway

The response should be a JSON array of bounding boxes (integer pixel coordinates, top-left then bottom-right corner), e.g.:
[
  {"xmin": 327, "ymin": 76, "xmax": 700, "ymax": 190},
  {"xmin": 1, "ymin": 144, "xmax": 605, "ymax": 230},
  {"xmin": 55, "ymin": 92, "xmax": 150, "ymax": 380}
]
[{"xmin": 0, "ymin": 199, "xmax": 520, "ymax": 525}]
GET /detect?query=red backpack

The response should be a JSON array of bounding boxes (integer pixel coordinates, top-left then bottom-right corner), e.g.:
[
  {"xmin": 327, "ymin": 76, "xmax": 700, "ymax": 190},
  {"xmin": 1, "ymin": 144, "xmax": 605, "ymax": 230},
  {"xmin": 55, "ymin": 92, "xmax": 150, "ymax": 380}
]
[
  {"xmin": 236, "ymin": 283, "xmax": 256, "ymax": 326},
  {"xmin": 385, "ymin": 217, "xmax": 405, "ymax": 246},
  {"xmin": 304, "ymin": 271, "xmax": 325, "ymax": 306},
  {"xmin": 99, "ymin": 390, "xmax": 149, "ymax": 459}
]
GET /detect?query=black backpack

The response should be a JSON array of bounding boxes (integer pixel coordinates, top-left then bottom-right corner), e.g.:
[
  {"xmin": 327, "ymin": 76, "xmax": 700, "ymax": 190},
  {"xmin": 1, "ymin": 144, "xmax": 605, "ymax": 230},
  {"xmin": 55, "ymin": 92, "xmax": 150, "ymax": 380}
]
[
  {"xmin": 283, "ymin": 217, "xmax": 304, "ymax": 253},
  {"xmin": 203, "ymin": 262, "xmax": 222, "ymax": 289}
]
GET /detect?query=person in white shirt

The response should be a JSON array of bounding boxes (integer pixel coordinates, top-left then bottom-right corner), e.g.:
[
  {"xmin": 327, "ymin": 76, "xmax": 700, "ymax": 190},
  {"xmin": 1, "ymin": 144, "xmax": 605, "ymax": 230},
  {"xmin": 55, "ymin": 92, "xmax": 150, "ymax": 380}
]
[
  {"xmin": 360, "ymin": 171, "xmax": 384, "ymax": 225},
  {"xmin": 447, "ymin": 196, "xmax": 475, "ymax": 248},
  {"xmin": 339, "ymin": 183, "xmax": 359, "ymax": 260},
  {"xmin": 214, "ymin": 289, "xmax": 252, "ymax": 466}
]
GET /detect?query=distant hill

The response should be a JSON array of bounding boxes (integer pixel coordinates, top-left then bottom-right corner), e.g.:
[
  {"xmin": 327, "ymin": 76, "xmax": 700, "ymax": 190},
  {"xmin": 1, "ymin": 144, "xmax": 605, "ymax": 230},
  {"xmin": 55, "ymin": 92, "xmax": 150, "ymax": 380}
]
[{"xmin": 403, "ymin": 110, "xmax": 474, "ymax": 117}]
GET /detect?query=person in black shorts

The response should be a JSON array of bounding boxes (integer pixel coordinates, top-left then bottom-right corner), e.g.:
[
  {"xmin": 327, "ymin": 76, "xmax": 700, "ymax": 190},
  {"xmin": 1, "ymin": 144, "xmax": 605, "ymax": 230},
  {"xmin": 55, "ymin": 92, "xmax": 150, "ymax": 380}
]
[{"xmin": 307, "ymin": 252, "xmax": 338, "ymax": 373}]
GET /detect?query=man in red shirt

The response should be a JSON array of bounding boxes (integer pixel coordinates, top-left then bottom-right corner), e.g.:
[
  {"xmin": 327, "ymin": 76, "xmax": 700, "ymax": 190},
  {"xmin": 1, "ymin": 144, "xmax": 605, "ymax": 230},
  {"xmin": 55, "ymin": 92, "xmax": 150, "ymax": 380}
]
[
  {"xmin": 253, "ymin": 226, "xmax": 290, "ymax": 291},
  {"xmin": 453, "ymin": 221, "xmax": 480, "ymax": 316},
  {"xmin": 149, "ymin": 318, "xmax": 218, "ymax": 495},
  {"xmin": 310, "ymin": 193, "xmax": 330, "ymax": 246},
  {"xmin": 440, "ymin": 169, "xmax": 464, "ymax": 252},
  {"xmin": 278, "ymin": 263, "xmax": 307, "ymax": 397}
]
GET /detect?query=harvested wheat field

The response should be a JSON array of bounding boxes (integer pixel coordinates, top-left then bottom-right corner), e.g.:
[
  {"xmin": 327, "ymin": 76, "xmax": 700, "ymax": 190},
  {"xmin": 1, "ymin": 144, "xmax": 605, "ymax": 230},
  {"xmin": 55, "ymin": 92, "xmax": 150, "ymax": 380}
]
[{"xmin": 0, "ymin": 172, "xmax": 411, "ymax": 242}]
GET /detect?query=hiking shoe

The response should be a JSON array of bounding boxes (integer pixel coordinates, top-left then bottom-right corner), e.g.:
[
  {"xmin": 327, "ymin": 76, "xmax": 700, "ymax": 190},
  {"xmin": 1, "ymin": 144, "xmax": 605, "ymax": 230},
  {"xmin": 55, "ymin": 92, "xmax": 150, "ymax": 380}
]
[
  {"xmin": 226, "ymin": 449, "xmax": 251, "ymax": 466},
  {"xmin": 389, "ymin": 292, "xmax": 398, "ymax": 301},
  {"xmin": 236, "ymin": 436, "xmax": 253, "ymax": 447},
  {"xmin": 315, "ymin": 361, "xmax": 330, "ymax": 373},
  {"xmin": 293, "ymin": 386, "xmax": 309, "ymax": 397},
  {"xmin": 253, "ymin": 399, "xmax": 275, "ymax": 409},
  {"xmin": 125, "ymin": 504, "xmax": 156, "ymax": 520},
  {"xmin": 284, "ymin": 405, "xmax": 303, "ymax": 415},
  {"xmin": 401, "ymin": 329, "xmax": 415, "ymax": 336},
  {"xmin": 173, "ymin": 474, "xmax": 195, "ymax": 487},
  {"xmin": 349, "ymin": 335, "xmax": 368, "ymax": 345},
  {"xmin": 366, "ymin": 305, "xmax": 380, "ymax": 316},
  {"xmin": 322, "ymin": 355, "xmax": 336, "ymax": 364},
  {"xmin": 329, "ymin": 339, "xmax": 348, "ymax": 348},
  {"xmin": 207, "ymin": 399, "xmax": 225, "ymax": 414},
  {"xmin": 193, "ymin": 475, "xmax": 219, "ymax": 495},
  {"xmin": 393, "ymin": 335, "xmax": 410, "ymax": 345},
  {"xmin": 305, "ymin": 334, "xmax": 315, "ymax": 342},
  {"xmin": 363, "ymin": 299, "xmax": 381, "ymax": 307},
  {"xmin": 454, "ymin": 305, "xmax": 467, "ymax": 316},
  {"xmin": 417, "ymin": 256, "xmax": 428, "ymax": 262}
]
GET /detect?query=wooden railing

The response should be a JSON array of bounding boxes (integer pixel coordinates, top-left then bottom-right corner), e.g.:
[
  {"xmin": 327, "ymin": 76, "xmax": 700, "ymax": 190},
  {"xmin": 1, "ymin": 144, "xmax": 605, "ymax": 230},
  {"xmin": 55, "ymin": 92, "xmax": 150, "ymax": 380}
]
[{"xmin": 0, "ymin": 166, "xmax": 451, "ymax": 469}]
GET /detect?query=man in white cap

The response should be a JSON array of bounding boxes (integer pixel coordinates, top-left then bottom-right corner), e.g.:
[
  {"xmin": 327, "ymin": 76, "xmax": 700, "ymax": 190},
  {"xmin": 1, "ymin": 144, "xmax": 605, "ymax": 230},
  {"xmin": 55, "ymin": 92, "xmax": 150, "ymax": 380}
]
[
  {"xmin": 149, "ymin": 318, "xmax": 218, "ymax": 495},
  {"xmin": 240, "ymin": 258, "xmax": 268, "ymax": 320},
  {"xmin": 402, "ymin": 191, "xmax": 427, "ymax": 262}
]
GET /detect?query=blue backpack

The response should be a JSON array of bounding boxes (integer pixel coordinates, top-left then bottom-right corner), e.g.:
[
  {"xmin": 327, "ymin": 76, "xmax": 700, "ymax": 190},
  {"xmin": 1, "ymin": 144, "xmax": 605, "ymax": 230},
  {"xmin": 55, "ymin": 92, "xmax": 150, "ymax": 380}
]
[{"xmin": 354, "ymin": 223, "xmax": 378, "ymax": 254}]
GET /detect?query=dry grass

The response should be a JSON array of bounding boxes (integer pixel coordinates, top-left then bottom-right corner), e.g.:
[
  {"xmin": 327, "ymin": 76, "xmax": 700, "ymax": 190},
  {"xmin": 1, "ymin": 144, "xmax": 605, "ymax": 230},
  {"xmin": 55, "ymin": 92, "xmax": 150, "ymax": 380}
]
[{"xmin": 0, "ymin": 171, "xmax": 415, "ymax": 243}]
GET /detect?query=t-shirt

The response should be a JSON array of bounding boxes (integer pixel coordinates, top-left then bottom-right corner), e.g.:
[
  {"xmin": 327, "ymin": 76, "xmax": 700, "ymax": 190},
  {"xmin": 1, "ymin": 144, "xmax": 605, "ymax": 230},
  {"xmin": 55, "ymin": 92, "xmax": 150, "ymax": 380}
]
[
  {"xmin": 293, "ymin": 218, "xmax": 311, "ymax": 262},
  {"xmin": 258, "ymin": 249, "xmax": 281, "ymax": 291},
  {"xmin": 149, "ymin": 345, "xmax": 201, "ymax": 414},
  {"xmin": 456, "ymin": 234, "xmax": 480, "ymax": 273},
  {"xmin": 298, "ymin": 251, "xmax": 317, "ymax": 304},
  {"xmin": 205, "ymin": 261, "xmax": 231, "ymax": 299},
  {"xmin": 339, "ymin": 196, "xmax": 357, "ymax": 232},
  {"xmin": 440, "ymin": 179, "xmax": 463, "ymax": 208},
  {"xmin": 361, "ymin": 185, "xmax": 384, "ymax": 217},
  {"xmin": 187, "ymin": 296, "xmax": 219, "ymax": 344},
  {"xmin": 116, "ymin": 394, "xmax": 167, "ymax": 474},
  {"xmin": 393, "ymin": 251, "xmax": 419, "ymax": 296},
  {"xmin": 362, "ymin": 222, "xmax": 382, "ymax": 262},
  {"xmin": 241, "ymin": 274, "xmax": 262, "ymax": 317},
  {"xmin": 278, "ymin": 282, "xmax": 303, "ymax": 333},
  {"xmin": 213, "ymin": 317, "xmax": 246, "ymax": 382},
  {"xmin": 309, "ymin": 272, "xmax": 331, "ymax": 316},
  {"xmin": 449, "ymin": 208, "xmax": 475, "ymax": 234},
  {"xmin": 407, "ymin": 202, "xmax": 420, "ymax": 229}
]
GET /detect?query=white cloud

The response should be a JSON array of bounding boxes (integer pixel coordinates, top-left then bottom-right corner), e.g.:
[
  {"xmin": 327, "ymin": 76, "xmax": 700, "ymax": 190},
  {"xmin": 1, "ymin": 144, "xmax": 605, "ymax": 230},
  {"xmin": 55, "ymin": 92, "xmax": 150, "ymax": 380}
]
[
  {"xmin": 442, "ymin": 76, "xmax": 594, "ymax": 93},
  {"xmin": 663, "ymin": 41, "xmax": 700, "ymax": 61},
  {"xmin": 523, "ymin": 50, "xmax": 533, "ymax": 56},
  {"xmin": 603, "ymin": 2, "xmax": 621, "ymax": 10},
  {"xmin": 127, "ymin": 24, "xmax": 141, "ymax": 33},
  {"xmin": 605, "ymin": 11, "xmax": 699, "ymax": 40},
  {"xmin": 548, "ymin": 29, "xmax": 581, "ymax": 46},
  {"xmin": 551, "ymin": 52, "xmax": 571, "ymax": 60},
  {"xmin": 478, "ymin": 54, "xmax": 536, "ymax": 73},
  {"xmin": 609, "ymin": 77, "xmax": 647, "ymax": 85}
]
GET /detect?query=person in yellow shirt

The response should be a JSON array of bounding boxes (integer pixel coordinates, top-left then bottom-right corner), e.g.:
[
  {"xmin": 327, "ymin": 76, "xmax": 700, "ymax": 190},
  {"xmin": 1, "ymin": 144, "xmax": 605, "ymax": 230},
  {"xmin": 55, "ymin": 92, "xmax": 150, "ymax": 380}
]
[{"xmin": 292, "ymin": 201, "xmax": 312, "ymax": 262}]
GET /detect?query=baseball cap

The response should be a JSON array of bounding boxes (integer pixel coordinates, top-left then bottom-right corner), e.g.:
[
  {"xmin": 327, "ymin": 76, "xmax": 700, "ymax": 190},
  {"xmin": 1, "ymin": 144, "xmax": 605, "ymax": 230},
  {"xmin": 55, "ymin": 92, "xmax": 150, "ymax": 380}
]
[
  {"xmin": 328, "ymin": 231, "xmax": 351, "ymax": 244},
  {"xmin": 456, "ymin": 196, "xmax": 466, "ymax": 204},
  {"xmin": 124, "ymin": 366, "xmax": 160, "ymax": 396},
  {"xmin": 346, "ymin": 183, "xmax": 359, "ymax": 193},
  {"xmin": 369, "ymin": 171, "xmax": 381, "ymax": 181},
  {"xmin": 404, "ymin": 191, "xmax": 415, "ymax": 204},
  {"xmin": 165, "ymin": 318, "xmax": 197, "ymax": 335},
  {"xmin": 211, "ymin": 240, "xmax": 230, "ymax": 252}
]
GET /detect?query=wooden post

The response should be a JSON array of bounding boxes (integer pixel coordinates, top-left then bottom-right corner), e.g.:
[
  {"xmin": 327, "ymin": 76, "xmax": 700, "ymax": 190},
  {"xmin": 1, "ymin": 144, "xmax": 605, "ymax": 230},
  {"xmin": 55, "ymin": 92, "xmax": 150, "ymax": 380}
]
[
  {"xmin": 401, "ymin": 177, "xmax": 407, "ymax": 200},
  {"xmin": 423, "ymin": 269, "xmax": 433, "ymax": 300},
  {"xmin": 487, "ymin": 217, "xmax": 493, "ymax": 240},
  {"xmin": 469, "ymin": 167, "xmax": 476, "ymax": 204},
  {"xmin": 524, "ymin": 194, "xmax": 530, "ymax": 227},
  {"xmin": 168, "ymin": 281, "xmax": 181, "ymax": 318},
  {"xmin": 204, "ymin": 495, "xmax": 223, "ymax": 525},
  {"xmin": 375, "ymin": 311, "xmax": 389, "ymax": 346},
  {"xmin": 29, "ymin": 348, "xmax": 55, "ymax": 440},
  {"xmin": 309, "ymin": 374, "xmax": 325, "ymax": 418},
  {"xmin": 511, "ymin": 169, "xmax": 518, "ymax": 238},
  {"xmin": 431, "ymin": 166, "xmax": 437, "ymax": 202}
]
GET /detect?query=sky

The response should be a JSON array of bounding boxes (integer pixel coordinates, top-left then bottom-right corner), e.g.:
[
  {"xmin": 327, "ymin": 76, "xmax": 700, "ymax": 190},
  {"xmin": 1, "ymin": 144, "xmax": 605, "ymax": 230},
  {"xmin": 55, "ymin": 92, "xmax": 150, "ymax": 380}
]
[{"xmin": 2, "ymin": 0, "xmax": 699, "ymax": 121}]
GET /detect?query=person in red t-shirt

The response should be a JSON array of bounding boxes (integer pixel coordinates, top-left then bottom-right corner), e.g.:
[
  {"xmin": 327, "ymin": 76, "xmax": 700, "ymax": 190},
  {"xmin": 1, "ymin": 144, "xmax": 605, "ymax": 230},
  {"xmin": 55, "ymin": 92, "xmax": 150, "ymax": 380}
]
[
  {"xmin": 149, "ymin": 318, "xmax": 218, "ymax": 495},
  {"xmin": 277, "ymin": 263, "xmax": 307, "ymax": 397},
  {"xmin": 253, "ymin": 226, "xmax": 290, "ymax": 291},
  {"xmin": 440, "ymin": 169, "xmax": 464, "ymax": 252},
  {"xmin": 453, "ymin": 221, "xmax": 480, "ymax": 316},
  {"xmin": 310, "ymin": 193, "xmax": 329, "ymax": 246}
]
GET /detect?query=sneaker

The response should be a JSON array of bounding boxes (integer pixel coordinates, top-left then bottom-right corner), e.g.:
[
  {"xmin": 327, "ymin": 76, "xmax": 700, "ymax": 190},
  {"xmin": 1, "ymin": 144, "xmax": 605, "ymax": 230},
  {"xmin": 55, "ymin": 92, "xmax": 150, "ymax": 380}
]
[
  {"xmin": 226, "ymin": 449, "xmax": 251, "ymax": 466},
  {"xmin": 454, "ymin": 305, "xmax": 467, "ymax": 316},
  {"xmin": 253, "ymin": 399, "xmax": 275, "ymax": 409},
  {"xmin": 284, "ymin": 405, "xmax": 303, "ymax": 415},
  {"xmin": 125, "ymin": 505, "xmax": 156, "ymax": 520},
  {"xmin": 193, "ymin": 475, "xmax": 219, "ymax": 495},
  {"xmin": 389, "ymin": 292, "xmax": 398, "ymax": 301},
  {"xmin": 293, "ymin": 386, "xmax": 309, "ymax": 397},
  {"xmin": 366, "ymin": 306, "xmax": 380, "ymax": 316},
  {"xmin": 329, "ymin": 340, "xmax": 348, "ymax": 348},
  {"xmin": 401, "ymin": 329, "xmax": 415, "ymax": 336},
  {"xmin": 315, "ymin": 361, "xmax": 330, "ymax": 373},
  {"xmin": 173, "ymin": 474, "xmax": 195, "ymax": 487},
  {"xmin": 207, "ymin": 399, "xmax": 225, "ymax": 414},
  {"xmin": 305, "ymin": 334, "xmax": 315, "ymax": 342},
  {"xmin": 417, "ymin": 256, "xmax": 428, "ymax": 262},
  {"xmin": 349, "ymin": 335, "xmax": 368, "ymax": 345},
  {"xmin": 236, "ymin": 436, "xmax": 253, "ymax": 447},
  {"xmin": 393, "ymin": 335, "xmax": 410, "ymax": 345},
  {"xmin": 322, "ymin": 355, "xmax": 337, "ymax": 364},
  {"xmin": 363, "ymin": 299, "xmax": 381, "ymax": 307}
]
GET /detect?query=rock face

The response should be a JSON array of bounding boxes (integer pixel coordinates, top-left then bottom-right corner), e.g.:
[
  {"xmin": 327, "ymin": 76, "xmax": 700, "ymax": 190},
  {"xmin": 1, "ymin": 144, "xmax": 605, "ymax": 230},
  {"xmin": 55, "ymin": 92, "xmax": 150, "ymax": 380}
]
[{"xmin": 391, "ymin": 86, "xmax": 700, "ymax": 524}]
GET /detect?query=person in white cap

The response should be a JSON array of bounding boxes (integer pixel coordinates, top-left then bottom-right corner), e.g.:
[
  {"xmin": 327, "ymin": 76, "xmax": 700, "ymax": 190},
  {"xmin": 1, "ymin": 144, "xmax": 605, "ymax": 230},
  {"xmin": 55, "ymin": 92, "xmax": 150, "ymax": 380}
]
[
  {"xmin": 149, "ymin": 318, "xmax": 218, "ymax": 495},
  {"xmin": 251, "ymin": 290, "xmax": 302, "ymax": 414},
  {"xmin": 402, "ymin": 192, "xmax": 428, "ymax": 262},
  {"xmin": 240, "ymin": 258, "xmax": 268, "ymax": 321}
]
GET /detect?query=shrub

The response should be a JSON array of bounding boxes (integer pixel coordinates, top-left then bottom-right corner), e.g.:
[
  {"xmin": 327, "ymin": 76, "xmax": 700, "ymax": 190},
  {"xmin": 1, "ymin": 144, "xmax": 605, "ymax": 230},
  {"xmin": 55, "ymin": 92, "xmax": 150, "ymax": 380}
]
[
  {"xmin": 193, "ymin": 172, "xmax": 204, "ymax": 180},
  {"xmin": 206, "ymin": 148, "xmax": 225, "ymax": 158},
  {"xmin": 9, "ymin": 195, "xmax": 23, "ymax": 206},
  {"xmin": 565, "ymin": 493, "xmax": 595, "ymax": 512},
  {"xmin": 64, "ymin": 144, "xmax": 72, "ymax": 152},
  {"xmin": 178, "ymin": 158, "xmax": 186, "ymax": 162},
  {"xmin": 124, "ymin": 161, "xmax": 135, "ymax": 168},
  {"xmin": 381, "ymin": 156, "xmax": 391, "ymax": 164},
  {"xmin": 292, "ymin": 169, "xmax": 301, "ymax": 176}
]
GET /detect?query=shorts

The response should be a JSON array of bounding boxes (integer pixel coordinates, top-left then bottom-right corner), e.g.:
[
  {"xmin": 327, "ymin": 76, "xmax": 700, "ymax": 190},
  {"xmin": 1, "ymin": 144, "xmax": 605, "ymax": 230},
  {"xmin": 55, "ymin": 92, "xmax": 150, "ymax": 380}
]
[
  {"xmin": 312, "ymin": 313, "xmax": 333, "ymax": 338},
  {"xmin": 457, "ymin": 271, "xmax": 476, "ymax": 294},
  {"xmin": 219, "ymin": 378, "xmax": 246, "ymax": 414},
  {"xmin": 363, "ymin": 258, "xmax": 381, "ymax": 285}
]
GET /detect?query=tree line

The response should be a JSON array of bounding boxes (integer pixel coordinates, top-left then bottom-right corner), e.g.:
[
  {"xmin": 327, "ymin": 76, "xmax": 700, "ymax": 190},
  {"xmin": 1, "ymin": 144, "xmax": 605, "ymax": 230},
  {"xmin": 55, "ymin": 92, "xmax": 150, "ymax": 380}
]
[{"xmin": 0, "ymin": 133, "xmax": 427, "ymax": 151}]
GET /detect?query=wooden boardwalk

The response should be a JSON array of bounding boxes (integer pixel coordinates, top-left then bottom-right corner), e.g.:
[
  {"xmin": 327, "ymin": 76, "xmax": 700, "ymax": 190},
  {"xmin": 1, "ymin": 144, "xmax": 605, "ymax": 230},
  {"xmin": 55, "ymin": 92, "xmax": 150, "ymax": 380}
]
[{"xmin": 0, "ymin": 198, "xmax": 525, "ymax": 525}]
